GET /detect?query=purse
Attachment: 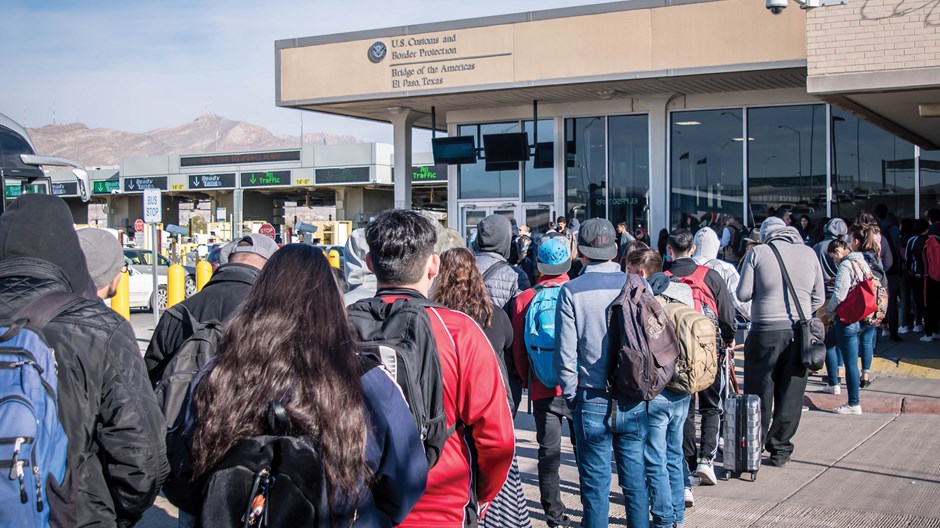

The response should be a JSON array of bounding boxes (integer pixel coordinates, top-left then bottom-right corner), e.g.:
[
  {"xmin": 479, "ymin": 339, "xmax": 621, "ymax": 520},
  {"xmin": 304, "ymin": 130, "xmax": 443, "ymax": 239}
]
[
  {"xmin": 769, "ymin": 243, "xmax": 826, "ymax": 372},
  {"xmin": 835, "ymin": 260, "xmax": 882, "ymax": 325}
]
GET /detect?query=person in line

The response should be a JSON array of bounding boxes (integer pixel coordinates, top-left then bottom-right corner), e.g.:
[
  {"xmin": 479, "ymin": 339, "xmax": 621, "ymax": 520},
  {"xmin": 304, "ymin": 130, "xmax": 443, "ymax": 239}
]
[
  {"xmin": 358, "ymin": 210, "xmax": 516, "ymax": 526},
  {"xmin": 664, "ymin": 229, "xmax": 736, "ymax": 494},
  {"xmin": 718, "ymin": 216, "xmax": 746, "ymax": 265},
  {"xmin": 0, "ymin": 195, "xmax": 167, "ymax": 526},
  {"xmin": 432, "ymin": 247, "xmax": 531, "ymax": 528},
  {"xmin": 923, "ymin": 208, "xmax": 940, "ymax": 342},
  {"xmin": 738, "ymin": 216, "xmax": 824, "ymax": 466},
  {"xmin": 875, "ymin": 205, "xmax": 903, "ymax": 341},
  {"xmin": 77, "ymin": 227, "xmax": 128, "ymax": 301},
  {"xmin": 146, "ymin": 233, "xmax": 278, "ymax": 384},
  {"xmin": 472, "ymin": 214, "xmax": 530, "ymax": 412},
  {"xmin": 554, "ymin": 218, "xmax": 649, "ymax": 528},
  {"xmin": 693, "ymin": 227, "xmax": 751, "ymax": 320},
  {"xmin": 902, "ymin": 218, "xmax": 930, "ymax": 335},
  {"xmin": 510, "ymin": 239, "xmax": 575, "ymax": 528},
  {"xmin": 825, "ymin": 235, "xmax": 878, "ymax": 415},
  {"xmin": 898, "ymin": 217, "xmax": 918, "ymax": 333},
  {"xmin": 184, "ymin": 244, "xmax": 427, "ymax": 526},
  {"xmin": 814, "ymin": 219, "xmax": 848, "ymax": 392},
  {"xmin": 616, "ymin": 221, "xmax": 637, "ymax": 263},
  {"xmin": 547, "ymin": 216, "xmax": 579, "ymax": 261},
  {"xmin": 626, "ymin": 248, "xmax": 693, "ymax": 528}
]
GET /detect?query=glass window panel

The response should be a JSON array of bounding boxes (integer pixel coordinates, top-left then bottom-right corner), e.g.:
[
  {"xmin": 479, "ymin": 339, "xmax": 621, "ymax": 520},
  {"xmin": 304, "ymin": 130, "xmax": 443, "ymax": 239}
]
[
  {"xmin": 525, "ymin": 207, "xmax": 553, "ymax": 242},
  {"xmin": 457, "ymin": 122, "xmax": 520, "ymax": 199},
  {"xmin": 831, "ymin": 108, "xmax": 915, "ymax": 222},
  {"xmin": 921, "ymin": 149, "xmax": 940, "ymax": 216},
  {"xmin": 564, "ymin": 117, "xmax": 606, "ymax": 222},
  {"xmin": 608, "ymin": 115, "xmax": 650, "ymax": 235},
  {"xmin": 523, "ymin": 119, "xmax": 554, "ymax": 203},
  {"xmin": 670, "ymin": 109, "xmax": 744, "ymax": 230},
  {"xmin": 747, "ymin": 104, "xmax": 827, "ymax": 226}
]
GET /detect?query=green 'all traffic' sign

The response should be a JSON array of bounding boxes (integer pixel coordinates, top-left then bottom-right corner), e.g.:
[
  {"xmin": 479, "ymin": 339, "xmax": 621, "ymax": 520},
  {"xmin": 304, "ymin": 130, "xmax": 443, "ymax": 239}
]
[{"xmin": 241, "ymin": 170, "xmax": 290, "ymax": 187}]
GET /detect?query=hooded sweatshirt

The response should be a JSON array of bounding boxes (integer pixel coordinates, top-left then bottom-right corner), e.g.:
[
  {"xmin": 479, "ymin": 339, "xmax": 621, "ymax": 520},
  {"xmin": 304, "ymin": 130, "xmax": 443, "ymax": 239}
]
[
  {"xmin": 473, "ymin": 215, "xmax": 530, "ymax": 308},
  {"xmin": 737, "ymin": 226, "xmax": 825, "ymax": 332},
  {"xmin": 813, "ymin": 218, "xmax": 847, "ymax": 294},
  {"xmin": 344, "ymin": 228, "xmax": 377, "ymax": 306},
  {"xmin": 0, "ymin": 194, "xmax": 92, "ymax": 295},
  {"xmin": 693, "ymin": 227, "xmax": 751, "ymax": 319}
]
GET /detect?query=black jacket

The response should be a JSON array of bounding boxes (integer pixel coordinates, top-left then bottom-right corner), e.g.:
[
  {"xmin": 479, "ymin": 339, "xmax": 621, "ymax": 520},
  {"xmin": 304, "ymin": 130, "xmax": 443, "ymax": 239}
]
[
  {"xmin": 145, "ymin": 263, "xmax": 259, "ymax": 384},
  {"xmin": 0, "ymin": 258, "xmax": 168, "ymax": 527}
]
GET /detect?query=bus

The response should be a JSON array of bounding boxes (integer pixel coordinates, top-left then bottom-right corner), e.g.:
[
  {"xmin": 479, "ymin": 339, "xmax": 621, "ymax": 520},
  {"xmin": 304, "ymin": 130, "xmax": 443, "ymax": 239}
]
[{"xmin": 0, "ymin": 113, "xmax": 89, "ymax": 211}]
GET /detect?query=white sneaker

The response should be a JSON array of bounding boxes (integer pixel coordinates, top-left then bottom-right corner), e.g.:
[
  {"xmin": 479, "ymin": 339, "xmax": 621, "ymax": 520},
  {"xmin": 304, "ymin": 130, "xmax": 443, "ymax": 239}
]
[
  {"xmin": 823, "ymin": 384, "xmax": 841, "ymax": 395},
  {"xmin": 695, "ymin": 459, "xmax": 718, "ymax": 486},
  {"xmin": 684, "ymin": 487, "xmax": 694, "ymax": 507},
  {"xmin": 914, "ymin": 324, "xmax": 924, "ymax": 333},
  {"xmin": 831, "ymin": 404, "xmax": 863, "ymax": 415},
  {"xmin": 898, "ymin": 325, "xmax": 911, "ymax": 334},
  {"xmin": 920, "ymin": 334, "xmax": 935, "ymax": 342}
]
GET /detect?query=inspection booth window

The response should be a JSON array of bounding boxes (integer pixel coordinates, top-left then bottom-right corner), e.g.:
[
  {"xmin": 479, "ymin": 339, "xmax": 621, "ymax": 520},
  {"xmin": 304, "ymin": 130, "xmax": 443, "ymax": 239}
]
[
  {"xmin": 830, "ymin": 107, "xmax": 915, "ymax": 222},
  {"xmin": 457, "ymin": 122, "xmax": 521, "ymax": 199},
  {"xmin": 670, "ymin": 109, "xmax": 744, "ymax": 230},
  {"xmin": 922, "ymin": 149, "xmax": 940, "ymax": 214},
  {"xmin": 746, "ymin": 104, "xmax": 827, "ymax": 226}
]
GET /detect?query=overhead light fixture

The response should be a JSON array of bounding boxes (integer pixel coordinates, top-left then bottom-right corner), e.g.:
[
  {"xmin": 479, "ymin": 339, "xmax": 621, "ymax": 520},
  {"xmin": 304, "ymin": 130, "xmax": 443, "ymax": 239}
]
[
  {"xmin": 732, "ymin": 137, "xmax": 755, "ymax": 141},
  {"xmin": 595, "ymin": 89, "xmax": 616, "ymax": 100},
  {"xmin": 919, "ymin": 104, "xmax": 940, "ymax": 117},
  {"xmin": 675, "ymin": 121, "xmax": 701, "ymax": 126}
]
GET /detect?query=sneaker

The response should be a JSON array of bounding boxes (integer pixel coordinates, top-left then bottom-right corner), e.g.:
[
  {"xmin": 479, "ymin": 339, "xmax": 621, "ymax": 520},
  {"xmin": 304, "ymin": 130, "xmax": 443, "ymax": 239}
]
[
  {"xmin": 920, "ymin": 334, "xmax": 935, "ymax": 342},
  {"xmin": 802, "ymin": 405, "xmax": 810, "ymax": 412},
  {"xmin": 831, "ymin": 404, "xmax": 863, "ymax": 415},
  {"xmin": 882, "ymin": 328, "xmax": 891, "ymax": 338},
  {"xmin": 914, "ymin": 324, "xmax": 924, "ymax": 333},
  {"xmin": 860, "ymin": 378, "xmax": 872, "ymax": 389},
  {"xmin": 823, "ymin": 384, "xmax": 841, "ymax": 395},
  {"xmin": 688, "ymin": 475, "xmax": 702, "ymax": 487},
  {"xmin": 898, "ymin": 325, "xmax": 911, "ymax": 334},
  {"xmin": 684, "ymin": 487, "xmax": 694, "ymax": 507},
  {"xmin": 695, "ymin": 459, "xmax": 718, "ymax": 485}
]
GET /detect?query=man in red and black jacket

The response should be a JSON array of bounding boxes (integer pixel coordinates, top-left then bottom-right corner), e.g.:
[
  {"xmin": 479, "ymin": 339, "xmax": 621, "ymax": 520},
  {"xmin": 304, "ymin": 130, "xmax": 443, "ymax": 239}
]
[
  {"xmin": 665, "ymin": 228, "xmax": 736, "ymax": 495},
  {"xmin": 510, "ymin": 238, "xmax": 575, "ymax": 528},
  {"xmin": 360, "ymin": 210, "xmax": 515, "ymax": 527}
]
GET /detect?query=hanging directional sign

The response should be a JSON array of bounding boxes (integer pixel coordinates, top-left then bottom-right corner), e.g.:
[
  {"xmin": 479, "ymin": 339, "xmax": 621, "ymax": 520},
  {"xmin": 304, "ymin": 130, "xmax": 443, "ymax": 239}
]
[
  {"xmin": 315, "ymin": 167, "xmax": 370, "ymax": 185},
  {"xmin": 189, "ymin": 173, "xmax": 236, "ymax": 189},
  {"xmin": 51, "ymin": 182, "xmax": 79, "ymax": 196},
  {"xmin": 241, "ymin": 170, "xmax": 290, "ymax": 187},
  {"xmin": 124, "ymin": 177, "xmax": 168, "ymax": 192},
  {"xmin": 92, "ymin": 179, "xmax": 121, "ymax": 195}
]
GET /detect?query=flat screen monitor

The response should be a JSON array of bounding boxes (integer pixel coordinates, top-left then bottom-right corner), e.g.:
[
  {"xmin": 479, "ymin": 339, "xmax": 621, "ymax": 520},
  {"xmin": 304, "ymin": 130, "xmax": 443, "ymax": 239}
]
[
  {"xmin": 485, "ymin": 161, "xmax": 519, "ymax": 172},
  {"xmin": 483, "ymin": 132, "xmax": 530, "ymax": 163},
  {"xmin": 432, "ymin": 136, "xmax": 477, "ymax": 165},
  {"xmin": 533, "ymin": 142, "xmax": 554, "ymax": 169}
]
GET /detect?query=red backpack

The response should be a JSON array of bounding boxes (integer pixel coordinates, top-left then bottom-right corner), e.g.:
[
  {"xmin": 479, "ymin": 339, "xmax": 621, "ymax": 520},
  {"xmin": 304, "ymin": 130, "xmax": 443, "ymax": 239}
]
[
  {"xmin": 925, "ymin": 235, "xmax": 940, "ymax": 282},
  {"xmin": 666, "ymin": 266, "xmax": 719, "ymax": 316}
]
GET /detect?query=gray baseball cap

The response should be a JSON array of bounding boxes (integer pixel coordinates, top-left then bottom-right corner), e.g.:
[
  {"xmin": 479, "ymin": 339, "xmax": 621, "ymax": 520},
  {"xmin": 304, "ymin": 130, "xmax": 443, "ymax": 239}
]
[
  {"xmin": 230, "ymin": 233, "xmax": 279, "ymax": 260},
  {"xmin": 77, "ymin": 228, "xmax": 125, "ymax": 290},
  {"xmin": 577, "ymin": 218, "xmax": 618, "ymax": 261}
]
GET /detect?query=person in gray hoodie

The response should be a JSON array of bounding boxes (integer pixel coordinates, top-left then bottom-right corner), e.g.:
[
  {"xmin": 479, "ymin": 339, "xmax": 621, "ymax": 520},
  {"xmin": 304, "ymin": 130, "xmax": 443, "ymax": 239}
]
[
  {"xmin": 813, "ymin": 218, "xmax": 848, "ymax": 297},
  {"xmin": 473, "ymin": 214, "xmax": 531, "ymax": 309},
  {"xmin": 737, "ymin": 221, "xmax": 824, "ymax": 467},
  {"xmin": 694, "ymin": 227, "xmax": 751, "ymax": 320}
]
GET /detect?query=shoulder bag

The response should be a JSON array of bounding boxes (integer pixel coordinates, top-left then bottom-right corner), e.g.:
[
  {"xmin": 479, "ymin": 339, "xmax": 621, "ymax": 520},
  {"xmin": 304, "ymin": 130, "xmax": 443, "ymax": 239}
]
[{"xmin": 768, "ymin": 243, "xmax": 826, "ymax": 371}]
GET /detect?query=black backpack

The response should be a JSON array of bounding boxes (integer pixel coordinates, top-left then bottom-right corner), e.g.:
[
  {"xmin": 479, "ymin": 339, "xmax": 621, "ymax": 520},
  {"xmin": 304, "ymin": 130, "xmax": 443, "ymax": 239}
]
[
  {"xmin": 347, "ymin": 294, "xmax": 453, "ymax": 468},
  {"xmin": 732, "ymin": 226, "xmax": 751, "ymax": 258},
  {"xmin": 608, "ymin": 275, "xmax": 680, "ymax": 401},
  {"xmin": 155, "ymin": 307, "xmax": 223, "ymax": 429}
]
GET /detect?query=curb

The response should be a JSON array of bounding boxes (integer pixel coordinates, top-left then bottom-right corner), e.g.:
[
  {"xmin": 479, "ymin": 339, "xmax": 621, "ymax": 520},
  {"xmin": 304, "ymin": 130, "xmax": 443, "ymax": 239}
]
[
  {"xmin": 803, "ymin": 392, "xmax": 940, "ymax": 415},
  {"xmin": 869, "ymin": 357, "xmax": 940, "ymax": 379}
]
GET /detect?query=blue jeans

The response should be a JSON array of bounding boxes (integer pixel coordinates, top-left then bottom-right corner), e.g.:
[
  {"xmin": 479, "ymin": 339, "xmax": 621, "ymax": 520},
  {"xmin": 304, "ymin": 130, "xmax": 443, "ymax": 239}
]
[
  {"xmin": 646, "ymin": 389, "xmax": 691, "ymax": 528},
  {"xmin": 824, "ymin": 344, "xmax": 843, "ymax": 386},
  {"xmin": 572, "ymin": 389, "xmax": 649, "ymax": 528},
  {"xmin": 834, "ymin": 321, "xmax": 876, "ymax": 406}
]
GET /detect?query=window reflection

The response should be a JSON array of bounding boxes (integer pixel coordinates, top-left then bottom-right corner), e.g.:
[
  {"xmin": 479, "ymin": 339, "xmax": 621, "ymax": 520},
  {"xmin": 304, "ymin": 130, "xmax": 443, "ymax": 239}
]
[
  {"xmin": 457, "ymin": 122, "xmax": 521, "ymax": 199},
  {"xmin": 921, "ymin": 149, "xmax": 940, "ymax": 214},
  {"xmin": 747, "ymin": 105, "xmax": 827, "ymax": 226},
  {"xmin": 608, "ymin": 115, "xmax": 650, "ymax": 235},
  {"xmin": 831, "ymin": 108, "xmax": 915, "ymax": 221},
  {"xmin": 523, "ymin": 120, "xmax": 554, "ymax": 202},
  {"xmin": 670, "ymin": 109, "xmax": 744, "ymax": 230},
  {"xmin": 565, "ymin": 117, "xmax": 606, "ymax": 222}
]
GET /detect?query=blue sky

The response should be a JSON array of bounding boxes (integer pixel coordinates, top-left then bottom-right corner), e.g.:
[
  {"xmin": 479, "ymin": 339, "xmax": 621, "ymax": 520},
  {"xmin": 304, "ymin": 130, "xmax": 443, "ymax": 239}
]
[{"xmin": 1, "ymin": 0, "xmax": 620, "ymax": 146}]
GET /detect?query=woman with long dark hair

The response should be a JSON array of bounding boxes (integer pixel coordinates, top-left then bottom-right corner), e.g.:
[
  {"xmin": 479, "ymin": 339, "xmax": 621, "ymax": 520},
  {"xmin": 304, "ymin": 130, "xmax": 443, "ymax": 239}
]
[
  {"xmin": 430, "ymin": 247, "xmax": 531, "ymax": 528},
  {"xmin": 188, "ymin": 244, "xmax": 427, "ymax": 526}
]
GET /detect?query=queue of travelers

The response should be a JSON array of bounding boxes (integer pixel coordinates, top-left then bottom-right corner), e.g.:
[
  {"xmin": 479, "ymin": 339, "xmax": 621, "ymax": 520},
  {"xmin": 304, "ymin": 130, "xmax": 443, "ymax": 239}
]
[{"xmin": 2, "ymin": 191, "xmax": 937, "ymax": 528}]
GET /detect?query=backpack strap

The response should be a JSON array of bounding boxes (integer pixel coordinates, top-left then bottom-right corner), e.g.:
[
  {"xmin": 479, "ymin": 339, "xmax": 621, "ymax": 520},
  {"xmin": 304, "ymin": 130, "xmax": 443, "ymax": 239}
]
[
  {"xmin": 481, "ymin": 260, "xmax": 510, "ymax": 282},
  {"xmin": 1, "ymin": 291, "xmax": 84, "ymax": 342}
]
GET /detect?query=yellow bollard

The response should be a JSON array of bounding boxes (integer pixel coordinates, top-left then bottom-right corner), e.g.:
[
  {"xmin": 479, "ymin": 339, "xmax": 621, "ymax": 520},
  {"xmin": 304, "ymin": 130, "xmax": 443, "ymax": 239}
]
[
  {"xmin": 196, "ymin": 261, "xmax": 213, "ymax": 292},
  {"xmin": 111, "ymin": 269, "xmax": 130, "ymax": 321},
  {"xmin": 328, "ymin": 249, "xmax": 341, "ymax": 269},
  {"xmin": 167, "ymin": 264, "xmax": 186, "ymax": 308}
]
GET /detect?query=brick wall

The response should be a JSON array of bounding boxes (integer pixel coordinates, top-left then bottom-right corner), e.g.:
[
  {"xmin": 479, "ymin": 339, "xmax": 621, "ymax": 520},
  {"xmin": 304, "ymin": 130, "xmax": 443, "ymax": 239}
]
[{"xmin": 807, "ymin": 0, "xmax": 940, "ymax": 76}]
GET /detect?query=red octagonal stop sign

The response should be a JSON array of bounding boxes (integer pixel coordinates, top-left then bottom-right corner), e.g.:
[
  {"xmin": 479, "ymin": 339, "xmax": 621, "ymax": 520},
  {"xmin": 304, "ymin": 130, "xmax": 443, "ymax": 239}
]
[
  {"xmin": 258, "ymin": 223, "xmax": 276, "ymax": 239},
  {"xmin": 134, "ymin": 219, "xmax": 145, "ymax": 232}
]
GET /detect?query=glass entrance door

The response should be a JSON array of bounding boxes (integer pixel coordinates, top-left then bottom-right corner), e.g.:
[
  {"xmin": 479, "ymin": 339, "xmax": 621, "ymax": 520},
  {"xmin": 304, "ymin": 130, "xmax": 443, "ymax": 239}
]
[
  {"xmin": 524, "ymin": 205, "xmax": 554, "ymax": 242},
  {"xmin": 460, "ymin": 204, "xmax": 519, "ymax": 246}
]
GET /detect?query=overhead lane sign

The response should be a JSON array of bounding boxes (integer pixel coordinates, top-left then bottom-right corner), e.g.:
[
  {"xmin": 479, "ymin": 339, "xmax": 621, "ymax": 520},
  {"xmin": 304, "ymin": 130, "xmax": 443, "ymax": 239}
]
[
  {"xmin": 189, "ymin": 173, "xmax": 236, "ymax": 189},
  {"xmin": 92, "ymin": 179, "xmax": 120, "ymax": 195},
  {"xmin": 241, "ymin": 170, "xmax": 290, "ymax": 187},
  {"xmin": 124, "ymin": 177, "xmax": 168, "ymax": 192}
]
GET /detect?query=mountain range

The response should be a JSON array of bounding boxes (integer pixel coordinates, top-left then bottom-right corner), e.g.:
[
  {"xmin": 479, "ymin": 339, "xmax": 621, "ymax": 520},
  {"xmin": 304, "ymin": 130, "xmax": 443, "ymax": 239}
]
[{"xmin": 27, "ymin": 113, "xmax": 360, "ymax": 168}]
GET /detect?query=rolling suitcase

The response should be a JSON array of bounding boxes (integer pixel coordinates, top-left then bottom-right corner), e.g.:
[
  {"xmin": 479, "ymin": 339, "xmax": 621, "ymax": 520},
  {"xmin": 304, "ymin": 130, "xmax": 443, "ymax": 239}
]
[{"xmin": 721, "ymin": 351, "xmax": 761, "ymax": 482}]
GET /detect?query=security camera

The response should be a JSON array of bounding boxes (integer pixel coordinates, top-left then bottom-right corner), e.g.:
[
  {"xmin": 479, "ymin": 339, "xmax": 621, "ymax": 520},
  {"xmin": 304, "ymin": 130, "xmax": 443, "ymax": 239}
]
[{"xmin": 766, "ymin": 0, "xmax": 787, "ymax": 14}]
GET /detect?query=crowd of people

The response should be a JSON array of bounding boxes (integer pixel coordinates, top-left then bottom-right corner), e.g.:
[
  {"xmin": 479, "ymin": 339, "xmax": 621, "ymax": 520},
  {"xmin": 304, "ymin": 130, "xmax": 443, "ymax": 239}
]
[{"xmin": 2, "ymin": 193, "xmax": 938, "ymax": 528}]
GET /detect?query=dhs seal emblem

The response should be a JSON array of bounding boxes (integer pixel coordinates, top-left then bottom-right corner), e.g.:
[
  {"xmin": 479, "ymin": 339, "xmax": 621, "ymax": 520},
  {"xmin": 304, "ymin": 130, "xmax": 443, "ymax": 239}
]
[{"xmin": 368, "ymin": 42, "xmax": 387, "ymax": 63}]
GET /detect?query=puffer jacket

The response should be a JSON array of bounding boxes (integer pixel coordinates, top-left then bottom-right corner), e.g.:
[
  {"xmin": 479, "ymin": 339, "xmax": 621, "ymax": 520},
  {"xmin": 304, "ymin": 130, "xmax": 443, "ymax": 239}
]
[
  {"xmin": 145, "ymin": 262, "xmax": 259, "ymax": 384},
  {"xmin": 475, "ymin": 251, "xmax": 530, "ymax": 310},
  {"xmin": 0, "ymin": 259, "xmax": 168, "ymax": 527}
]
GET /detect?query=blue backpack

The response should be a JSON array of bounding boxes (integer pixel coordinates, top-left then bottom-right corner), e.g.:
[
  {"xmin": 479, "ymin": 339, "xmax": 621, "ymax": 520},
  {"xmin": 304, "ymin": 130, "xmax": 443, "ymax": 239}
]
[
  {"xmin": 524, "ymin": 284, "xmax": 563, "ymax": 388},
  {"xmin": 0, "ymin": 292, "xmax": 75, "ymax": 527}
]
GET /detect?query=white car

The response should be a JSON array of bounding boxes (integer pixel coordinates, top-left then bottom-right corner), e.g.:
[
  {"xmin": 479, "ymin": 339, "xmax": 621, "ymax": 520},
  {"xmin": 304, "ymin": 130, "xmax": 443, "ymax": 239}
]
[{"xmin": 127, "ymin": 262, "xmax": 168, "ymax": 312}]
